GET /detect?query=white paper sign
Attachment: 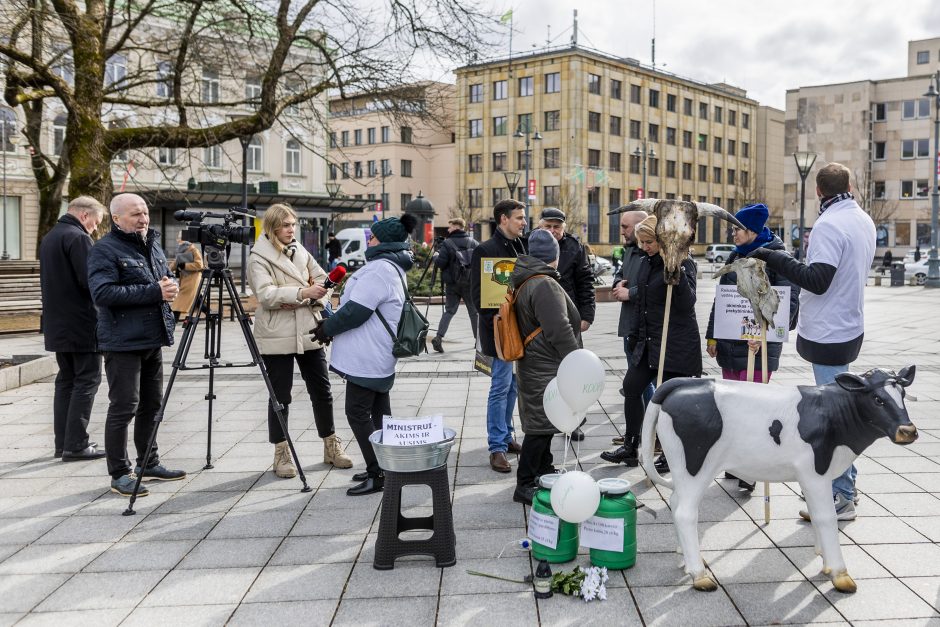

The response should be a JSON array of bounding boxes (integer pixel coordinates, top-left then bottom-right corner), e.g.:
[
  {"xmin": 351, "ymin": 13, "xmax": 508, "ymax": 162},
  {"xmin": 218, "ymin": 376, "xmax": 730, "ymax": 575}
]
[
  {"xmin": 527, "ymin": 509, "xmax": 560, "ymax": 550},
  {"xmin": 712, "ymin": 285, "xmax": 791, "ymax": 342},
  {"xmin": 579, "ymin": 516, "xmax": 625, "ymax": 552},
  {"xmin": 381, "ymin": 415, "xmax": 444, "ymax": 446}
]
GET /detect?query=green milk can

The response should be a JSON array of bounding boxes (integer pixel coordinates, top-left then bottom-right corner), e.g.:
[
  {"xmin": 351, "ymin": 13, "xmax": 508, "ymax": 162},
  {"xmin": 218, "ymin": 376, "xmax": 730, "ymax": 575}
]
[
  {"xmin": 530, "ymin": 473, "xmax": 579, "ymax": 563},
  {"xmin": 589, "ymin": 478, "xmax": 637, "ymax": 570}
]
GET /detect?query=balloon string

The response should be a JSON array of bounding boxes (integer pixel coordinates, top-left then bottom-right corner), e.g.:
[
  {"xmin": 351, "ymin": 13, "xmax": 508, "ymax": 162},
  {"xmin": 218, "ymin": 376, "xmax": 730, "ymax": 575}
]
[{"xmin": 562, "ymin": 434, "xmax": 570, "ymax": 471}]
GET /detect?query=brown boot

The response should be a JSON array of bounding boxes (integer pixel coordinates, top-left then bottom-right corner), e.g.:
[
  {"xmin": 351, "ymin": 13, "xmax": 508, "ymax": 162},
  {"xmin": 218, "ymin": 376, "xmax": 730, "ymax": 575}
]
[
  {"xmin": 490, "ymin": 452, "xmax": 511, "ymax": 473},
  {"xmin": 323, "ymin": 434, "xmax": 353, "ymax": 469},
  {"xmin": 273, "ymin": 441, "xmax": 297, "ymax": 479}
]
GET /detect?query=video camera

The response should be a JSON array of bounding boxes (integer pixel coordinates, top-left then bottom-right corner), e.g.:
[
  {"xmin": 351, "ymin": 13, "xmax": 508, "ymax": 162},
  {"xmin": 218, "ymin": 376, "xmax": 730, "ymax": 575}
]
[{"xmin": 174, "ymin": 209, "xmax": 255, "ymax": 268}]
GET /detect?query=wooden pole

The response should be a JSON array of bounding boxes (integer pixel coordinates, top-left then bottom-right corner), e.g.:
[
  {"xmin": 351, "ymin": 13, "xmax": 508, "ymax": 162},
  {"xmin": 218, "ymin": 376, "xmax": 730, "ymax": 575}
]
[
  {"xmin": 760, "ymin": 321, "xmax": 770, "ymax": 524},
  {"xmin": 656, "ymin": 284, "xmax": 673, "ymax": 387}
]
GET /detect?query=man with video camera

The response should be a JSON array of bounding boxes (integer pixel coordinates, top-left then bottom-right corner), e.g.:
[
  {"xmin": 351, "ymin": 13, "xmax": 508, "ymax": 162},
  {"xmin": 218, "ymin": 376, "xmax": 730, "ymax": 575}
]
[{"xmin": 87, "ymin": 193, "xmax": 186, "ymax": 497}]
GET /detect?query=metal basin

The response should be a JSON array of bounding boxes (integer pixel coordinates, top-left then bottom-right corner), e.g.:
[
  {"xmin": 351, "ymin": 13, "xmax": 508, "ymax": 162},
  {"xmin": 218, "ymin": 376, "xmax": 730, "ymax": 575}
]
[{"xmin": 368, "ymin": 427, "xmax": 456, "ymax": 472}]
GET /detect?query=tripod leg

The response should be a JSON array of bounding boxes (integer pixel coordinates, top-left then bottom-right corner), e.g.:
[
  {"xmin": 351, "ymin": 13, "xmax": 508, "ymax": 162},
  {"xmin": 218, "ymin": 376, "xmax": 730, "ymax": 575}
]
[
  {"xmin": 124, "ymin": 273, "xmax": 213, "ymax": 516},
  {"xmin": 219, "ymin": 270, "xmax": 312, "ymax": 493},
  {"xmin": 202, "ymin": 277, "xmax": 224, "ymax": 469}
]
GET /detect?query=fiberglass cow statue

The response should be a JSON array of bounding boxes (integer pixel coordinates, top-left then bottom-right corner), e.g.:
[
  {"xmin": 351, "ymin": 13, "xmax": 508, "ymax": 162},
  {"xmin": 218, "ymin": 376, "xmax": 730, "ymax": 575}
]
[{"xmin": 640, "ymin": 366, "xmax": 918, "ymax": 594}]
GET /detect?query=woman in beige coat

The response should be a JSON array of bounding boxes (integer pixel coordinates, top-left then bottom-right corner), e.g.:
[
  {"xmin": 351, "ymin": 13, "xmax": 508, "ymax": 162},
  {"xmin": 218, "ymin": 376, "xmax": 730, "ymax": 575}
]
[
  {"xmin": 168, "ymin": 233, "xmax": 205, "ymax": 321},
  {"xmin": 248, "ymin": 203, "xmax": 352, "ymax": 477}
]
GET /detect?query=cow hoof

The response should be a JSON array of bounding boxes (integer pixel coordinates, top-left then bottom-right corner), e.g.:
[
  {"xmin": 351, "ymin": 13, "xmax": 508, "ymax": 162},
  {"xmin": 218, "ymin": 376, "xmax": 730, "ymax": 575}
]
[
  {"xmin": 692, "ymin": 575, "xmax": 718, "ymax": 591},
  {"xmin": 832, "ymin": 571, "xmax": 857, "ymax": 594},
  {"xmin": 822, "ymin": 566, "xmax": 832, "ymax": 576}
]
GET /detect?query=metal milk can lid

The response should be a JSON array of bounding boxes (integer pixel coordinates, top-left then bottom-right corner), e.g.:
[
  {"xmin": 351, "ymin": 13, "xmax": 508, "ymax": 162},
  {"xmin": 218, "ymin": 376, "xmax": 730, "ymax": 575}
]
[
  {"xmin": 538, "ymin": 473, "xmax": 561, "ymax": 489},
  {"xmin": 597, "ymin": 477, "xmax": 632, "ymax": 495}
]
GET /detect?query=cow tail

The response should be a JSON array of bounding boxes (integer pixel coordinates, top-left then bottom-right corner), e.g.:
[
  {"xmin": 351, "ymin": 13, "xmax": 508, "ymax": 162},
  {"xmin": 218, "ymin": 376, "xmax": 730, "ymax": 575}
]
[{"xmin": 640, "ymin": 403, "xmax": 674, "ymax": 490}]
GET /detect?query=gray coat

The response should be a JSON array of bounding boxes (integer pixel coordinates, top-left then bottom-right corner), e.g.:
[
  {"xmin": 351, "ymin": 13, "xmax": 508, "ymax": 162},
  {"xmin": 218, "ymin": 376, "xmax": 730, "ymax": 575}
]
[
  {"xmin": 511, "ymin": 255, "xmax": 582, "ymax": 435},
  {"xmin": 614, "ymin": 244, "xmax": 646, "ymax": 337}
]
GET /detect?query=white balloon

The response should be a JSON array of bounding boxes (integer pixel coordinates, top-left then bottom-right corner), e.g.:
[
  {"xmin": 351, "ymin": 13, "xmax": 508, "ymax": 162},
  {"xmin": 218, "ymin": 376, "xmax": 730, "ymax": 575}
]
[
  {"xmin": 557, "ymin": 349, "xmax": 606, "ymax": 413},
  {"xmin": 543, "ymin": 378, "xmax": 581, "ymax": 434},
  {"xmin": 550, "ymin": 470, "xmax": 601, "ymax": 523}
]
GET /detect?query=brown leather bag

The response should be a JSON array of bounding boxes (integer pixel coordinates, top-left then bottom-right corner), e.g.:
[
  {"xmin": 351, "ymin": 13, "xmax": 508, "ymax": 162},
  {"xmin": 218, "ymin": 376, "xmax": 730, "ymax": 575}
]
[{"xmin": 493, "ymin": 275, "xmax": 546, "ymax": 362}]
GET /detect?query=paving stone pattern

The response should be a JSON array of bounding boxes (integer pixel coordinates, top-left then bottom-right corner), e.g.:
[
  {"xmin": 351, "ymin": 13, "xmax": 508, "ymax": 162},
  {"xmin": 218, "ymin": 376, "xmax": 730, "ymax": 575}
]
[{"xmin": 0, "ymin": 277, "xmax": 938, "ymax": 625}]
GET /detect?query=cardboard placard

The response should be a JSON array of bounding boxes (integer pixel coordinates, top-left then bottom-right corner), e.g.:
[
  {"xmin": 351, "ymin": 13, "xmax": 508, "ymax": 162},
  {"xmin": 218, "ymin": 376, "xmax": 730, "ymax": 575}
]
[
  {"xmin": 712, "ymin": 285, "xmax": 791, "ymax": 342},
  {"xmin": 527, "ymin": 509, "xmax": 560, "ymax": 550},
  {"xmin": 381, "ymin": 415, "xmax": 444, "ymax": 446},
  {"xmin": 480, "ymin": 257, "xmax": 516, "ymax": 309},
  {"xmin": 579, "ymin": 516, "xmax": 625, "ymax": 552}
]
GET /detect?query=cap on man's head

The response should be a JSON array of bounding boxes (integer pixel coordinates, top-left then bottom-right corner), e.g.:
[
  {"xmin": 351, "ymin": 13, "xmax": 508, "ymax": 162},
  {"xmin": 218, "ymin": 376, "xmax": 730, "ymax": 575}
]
[
  {"xmin": 528, "ymin": 228, "xmax": 560, "ymax": 263},
  {"xmin": 734, "ymin": 203, "xmax": 769, "ymax": 233},
  {"xmin": 540, "ymin": 207, "xmax": 566, "ymax": 223}
]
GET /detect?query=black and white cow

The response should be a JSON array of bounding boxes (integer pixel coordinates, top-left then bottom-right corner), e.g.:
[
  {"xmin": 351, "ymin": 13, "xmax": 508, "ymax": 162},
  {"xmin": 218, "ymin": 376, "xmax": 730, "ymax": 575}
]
[{"xmin": 640, "ymin": 366, "xmax": 918, "ymax": 594}]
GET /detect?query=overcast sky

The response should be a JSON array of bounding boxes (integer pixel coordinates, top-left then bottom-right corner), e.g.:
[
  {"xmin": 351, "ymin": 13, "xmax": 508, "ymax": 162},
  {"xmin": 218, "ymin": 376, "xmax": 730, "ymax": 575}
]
[{"xmin": 437, "ymin": 0, "xmax": 940, "ymax": 109}]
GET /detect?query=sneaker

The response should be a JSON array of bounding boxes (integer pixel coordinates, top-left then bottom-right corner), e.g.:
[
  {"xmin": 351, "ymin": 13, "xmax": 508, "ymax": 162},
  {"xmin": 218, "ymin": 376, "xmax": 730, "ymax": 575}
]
[
  {"xmin": 111, "ymin": 474, "xmax": 149, "ymax": 497},
  {"xmin": 431, "ymin": 336, "xmax": 444, "ymax": 353},
  {"xmin": 799, "ymin": 493, "xmax": 856, "ymax": 522},
  {"xmin": 134, "ymin": 464, "xmax": 187, "ymax": 482}
]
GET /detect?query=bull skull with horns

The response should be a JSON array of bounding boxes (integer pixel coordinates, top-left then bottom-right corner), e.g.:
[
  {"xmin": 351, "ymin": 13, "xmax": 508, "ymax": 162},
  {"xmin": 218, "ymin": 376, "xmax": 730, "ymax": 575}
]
[{"xmin": 608, "ymin": 199, "xmax": 745, "ymax": 285}]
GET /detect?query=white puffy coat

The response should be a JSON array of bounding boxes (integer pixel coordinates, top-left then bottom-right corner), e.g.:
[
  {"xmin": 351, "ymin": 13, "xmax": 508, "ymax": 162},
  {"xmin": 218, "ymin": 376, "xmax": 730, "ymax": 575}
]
[{"xmin": 248, "ymin": 235, "xmax": 329, "ymax": 354}]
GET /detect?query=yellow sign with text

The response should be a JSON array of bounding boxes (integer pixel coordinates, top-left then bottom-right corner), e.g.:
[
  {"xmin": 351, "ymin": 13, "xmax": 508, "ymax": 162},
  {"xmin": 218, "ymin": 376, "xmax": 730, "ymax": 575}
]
[{"xmin": 480, "ymin": 257, "xmax": 515, "ymax": 309}]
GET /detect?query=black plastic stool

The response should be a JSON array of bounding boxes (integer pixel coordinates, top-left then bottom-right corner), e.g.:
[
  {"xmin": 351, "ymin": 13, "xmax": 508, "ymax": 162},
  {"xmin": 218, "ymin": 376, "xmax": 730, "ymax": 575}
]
[{"xmin": 373, "ymin": 465, "xmax": 456, "ymax": 570}]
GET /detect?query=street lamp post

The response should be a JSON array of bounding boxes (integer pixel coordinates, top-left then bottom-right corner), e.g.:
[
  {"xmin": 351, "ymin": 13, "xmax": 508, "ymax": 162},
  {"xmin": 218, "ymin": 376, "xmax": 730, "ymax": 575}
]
[
  {"xmin": 237, "ymin": 135, "xmax": 251, "ymax": 294},
  {"xmin": 325, "ymin": 181, "xmax": 341, "ymax": 266},
  {"xmin": 1, "ymin": 108, "xmax": 16, "ymax": 261},
  {"xmin": 924, "ymin": 71, "xmax": 940, "ymax": 288},
  {"xmin": 513, "ymin": 126, "xmax": 541, "ymax": 227},
  {"xmin": 793, "ymin": 151, "xmax": 817, "ymax": 261},
  {"xmin": 503, "ymin": 171, "xmax": 521, "ymax": 200},
  {"xmin": 633, "ymin": 139, "xmax": 656, "ymax": 199}
]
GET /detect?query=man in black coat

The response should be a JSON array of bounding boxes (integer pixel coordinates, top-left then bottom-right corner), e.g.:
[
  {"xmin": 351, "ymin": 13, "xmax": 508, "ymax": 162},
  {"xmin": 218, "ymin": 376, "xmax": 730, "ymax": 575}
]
[
  {"xmin": 538, "ymin": 208, "xmax": 595, "ymax": 331},
  {"xmin": 327, "ymin": 232, "xmax": 342, "ymax": 269},
  {"xmin": 470, "ymin": 199, "xmax": 527, "ymax": 473},
  {"xmin": 430, "ymin": 217, "xmax": 479, "ymax": 352},
  {"xmin": 87, "ymin": 193, "xmax": 185, "ymax": 497},
  {"xmin": 39, "ymin": 197, "xmax": 107, "ymax": 461}
]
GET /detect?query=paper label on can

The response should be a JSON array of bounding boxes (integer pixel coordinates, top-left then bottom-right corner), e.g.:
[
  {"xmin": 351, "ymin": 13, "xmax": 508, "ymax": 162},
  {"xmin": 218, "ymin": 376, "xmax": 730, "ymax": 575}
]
[
  {"xmin": 381, "ymin": 415, "xmax": 444, "ymax": 446},
  {"xmin": 527, "ymin": 509, "xmax": 559, "ymax": 550},
  {"xmin": 579, "ymin": 516, "xmax": 624, "ymax": 552}
]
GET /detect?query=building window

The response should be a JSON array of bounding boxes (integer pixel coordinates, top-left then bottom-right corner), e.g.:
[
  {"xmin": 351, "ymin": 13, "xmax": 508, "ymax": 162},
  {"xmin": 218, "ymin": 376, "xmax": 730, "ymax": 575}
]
[
  {"xmin": 648, "ymin": 123, "xmax": 659, "ymax": 142},
  {"xmin": 493, "ymin": 116, "xmax": 507, "ymax": 136},
  {"xmin": 468, "ymin": 154, "xmax": 481, "ymax": 172},
  {"xmin": 728, "ymin": 139, "xmax": 736, "ymax": 156},
  {"xmin": 368, "ymin": 160, "xmax": 377, "ymax": 176},
  {"xmin": 917, "ymin": 50, "xmax": 929, "ymax": 64},
  {"xmin": 682, "ymin": 130, "xmax": 692, "ymax": 148},
  {"xmin": 611, "ymin": 79, "xmax": 622, "ymax": 100},
  {"xmin": 492, "ymin": 152, "xmax": 507, "ymax": 171},
  {"xmin": 587, "ymin": 73, "xmax": 601, "ymax": 95},
  {"xmin": 517, "ymin": 150, "xmax": 531, "ymax": 170},
  {"xmin": 666, "ymin": 93, "xmax": 676, "ymax": 112},
  {"xmin": 381, "ymin": 126, "xmax": 390, "ymax": 142},
  {"xmin": 544, "ymin": 185, "xmax": 560, "ymax": 205},
  {"xmin": 713, "ymin": 136, "xmax": 722, "ymax": 153},
  {"xmin": 666, "ymin": 160, "xmax": 676, "ymax": 178},
  {"xmin": 493, "ymin": 80, "xmax": 507, "ymax": 100},
  {"xmin": 874, "ymin": 181, "xmax": 886, "ymax": 199},
  {"xmin": 469, "ymin": 83, "xmax": 483, "ymax": 103},
  {"xmin": 874, "ymin": 103, "xmax": 886, "ymax": 121},
  {"xmin": 714, "ymin": 106, "xmax": 723, "ymax": 123},
  {"xmin": 201, "ymin": 69, "xmax": 219, "ymax": 103},
  {"xmin": 901, "ymin": 180, "xmax": 930, "ymax": 198},
  {"xmin": 341, "ymin": 130, "xmax": 349, "ymax": 147},
  {"xmin": 400, "ymin": 159, "xmax": 412, "ymax": 177},
  {"xmin": 204, "ymin": 145, "xmax": 222, "ymax": 169},
  {"xmin": 630, "ymin": 84, "xmax": 641, "ymax": 104},
  {"xmin": 684, "ymin": 98, "xmax": 693, "ymax": 115},
  {"xmin": 713, "ymin": 167, "xmax": 722, "ymax": 183},
  {"xmin": 609, "ymin": 188, "xmax": 622, "ymax": 240},
  {"xmin": 741, "ymin": 171, "xmax": 749, "ymax": 187},
  {"xmin": 518, "ymin": 76, "xmax": 533, "ymax": 97},
  {"xmin": 727, "ymin": 169, "xmax": 735, "ymax": 185},
  {"xmin": 491, "ymin": 188, "xmax": 503, "ymax": 207},
  {"xmin": 354, "ymin": 129, "xmax": 362, "ymax": 145},
  {"xmin": 873, "ymin": 141, "xmax": 886, "ymax": 160},
  {"xmin": 742, "ymin": 112, "xmax": 750, "ymax": 129},
  {"xmin": 517, "ymin": 113, "xmax": 532, "ymax": 133},
  {"xmin": 699, "ymin": 102, "xmax": 708, "ymax": 119},
  {"xmin": 469, "ymin": 119, "xmax": 483, "ymax": 138},
  {"xmin": 105, "ymin": 54, "xmax": 127, "ymax": 87},
  {"xmin": 545, "ymin": 72, "xmax": 561, "ymax": 93},
  {"xmin": 682, "ymin": 162, "xmax": 692, "ymax": 180},
  {"xmin": 401, "ymin": 193, "xmax": 412, "ymax": 211},
  {"xmin": 156, "ymin": 61, "xmax": 174, "ymax": 98},
  {"xmin": 698, "ymin": 133, "xmax": 708, "ymax": 150},
  {"xmin": 52, "ymin": 49, "xmax": 74, "ymax": 85},
  {"xmin": 629, "ymin": 154, "xmax": 640, "ymax": 174},
  {"xmin": 353, "ymin": 161, "xmax": 363, "ymax": 178},
  {"xmin": 329, "ymin": 163, "xmax": 338, "ymax": 180},
  {"xmin": 649, "ymin": 158, "xmax": 659, "ymax": 176},
  {"xmin": 698, "ymin": 164, "xmax": 708, "ymax": 181},
  {"xmin": 742, "ymin": 142, "xmax": 750, "ymax": 158},
  {"xmin": 610, "ymin": 151, "xmax": 621, "ymax": 172},
  {"xmin": 400, "ymin": 126, "xmax": 412, "ymax": 144},
  {"xmin": 340, "ymin": 162, "xmax": 349, "ymax": 179},
  {"xmin": 246, "ymin": 137, "xmax": 263, "ymax": 172},
  {"xmin": 468, "ymin": 189, "xmax": 483, "ymax": 207},
  {"xmin": 729, "ymin": 109, "xmax": 737, "ymax": 126},
  {"xmin": 544, "ymin": 110, "xmax": 560, "ymax": 131},
  {"xmin": 588, "ymin": 149, "xmax": 601, "ymax": 168},
  {"xmin": 52, "ymin": 114, "xmax": 67, "ymax": 157},
  {"xmin": 367, "ymin": 127, "xmax": 376, "ymax": 144},
  {"xmin": 630, "ymin": 119, "xmax": 641, "ymax": 140},
  {"xmin": 285, "ymin": 140, "xmax": 301, "ymax": 175},
  {"xmin": 902, "ymin": 139, "xmax": 931, "ymax": 159},
  {"xmin": 244, "ymin": 75, "xmax": 261, "ymax": 107},
  {"xmin": 649, "ymin": 89, "xmax": 659, "ymax": 108},
  {"xmin": 587, "ymin": 188, "xmax": 600, "ymax": 241},
  {"xmin": 610, "ymin": 115, "xmax": 622, "ymax": 136},
  {"xmin": 158, "ymin": 147, "xmax": 176, "ymax": 166},
  {"xmin": 588, "ymin": 111, "xmax": 601, "ymax": 132},
  {"xmin": 666, "ymin": 127, "xmax": 676, "ymax": 145},
  {"xmin": 380, "ymin": 158, "xmax": 390, "ymax": 175},
  {"xmin": 544, "ymin": 148, "xmax": 559, "ymax": 168}
]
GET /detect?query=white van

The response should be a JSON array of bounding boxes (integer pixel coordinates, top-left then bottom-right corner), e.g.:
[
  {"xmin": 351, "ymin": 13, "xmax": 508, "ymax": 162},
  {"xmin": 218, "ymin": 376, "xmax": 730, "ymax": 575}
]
[
  {"xmin": 705, "ymin": 244, "xmax": 736, "ymax": 263},
  {"xmin": 335, "ymin": 227, "xmax": 371, "ymax": 269}
]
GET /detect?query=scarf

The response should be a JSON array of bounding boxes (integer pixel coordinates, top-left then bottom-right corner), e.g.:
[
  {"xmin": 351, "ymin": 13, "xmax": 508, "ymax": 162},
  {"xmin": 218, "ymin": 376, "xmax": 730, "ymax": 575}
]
[
  {"xmin": 819, "ymin": 192, "xmax": 853, "ymax": 215},
  {"xmin": 733, "ymin": 227, "xmax": 775, "ymax": 257}
]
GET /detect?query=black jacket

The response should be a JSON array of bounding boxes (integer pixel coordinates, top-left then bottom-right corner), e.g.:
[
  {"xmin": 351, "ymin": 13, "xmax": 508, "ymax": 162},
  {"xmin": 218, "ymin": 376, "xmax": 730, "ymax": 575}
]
[
  {"xmin": 629, "ymin": 254, "xmax": 701, "ymax": 376},
  {"xmin": 87, "ymin": 224, "xmax": 175, "ymax": 352},
  {"xmin": 39, "ymin": 214, "xmax": 97, "ymax": 352},
  {"xmin": 613, "ymin": 244, "xmax": 645, "ymax": 337},
  {"xmin": 434, "ymin": 230, "xmax": 479, "ymax": 285},
  {"xmin": 470, "ymin": 226, "xmax": 527, "ymax": 357},
  {"xmin": 555, "ymin": 233, "xmax": 596, "ymax": 324},
  {"xmin": 705, "ymin": 236, "xmax": 801, "ymax": 373}
]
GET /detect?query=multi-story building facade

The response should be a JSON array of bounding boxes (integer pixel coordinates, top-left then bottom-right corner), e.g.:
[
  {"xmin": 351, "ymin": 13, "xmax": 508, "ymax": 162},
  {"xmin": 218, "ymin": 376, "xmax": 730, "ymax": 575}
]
[
  {"xmin": 454, "ymin": 45, "xmax": 766, "ymax": 253},
  {"xmin": 327, "ymin": 82, "xmax": 456, "ymax": 232},
  {"xmin": 784, "ymin": 37, "xmax": 940, "ymax": 253}
]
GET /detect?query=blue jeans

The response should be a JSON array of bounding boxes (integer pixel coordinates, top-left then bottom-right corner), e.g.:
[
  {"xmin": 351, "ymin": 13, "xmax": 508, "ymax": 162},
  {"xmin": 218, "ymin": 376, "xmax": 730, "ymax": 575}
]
[
  {"xmin": 813, "ymin": 362, "xmax": 856, "ymax": 501},
  {"xmin": 487, "ymin": 357, "xmax": 516, "ymax": 453},
  {"xmin": 624, "ymin": 338, "xmax": 655, "ymax": 406}
]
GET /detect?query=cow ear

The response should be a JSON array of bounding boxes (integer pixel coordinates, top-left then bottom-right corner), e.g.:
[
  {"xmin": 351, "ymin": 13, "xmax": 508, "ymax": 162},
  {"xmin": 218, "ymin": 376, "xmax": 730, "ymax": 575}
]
[
  {"xmin": 897, "ymin": 365, "xmax": 916, "ymax": 387},
  {"xmin": 835, "ymin": 372, "xmax": 868, "ymax": 392}
]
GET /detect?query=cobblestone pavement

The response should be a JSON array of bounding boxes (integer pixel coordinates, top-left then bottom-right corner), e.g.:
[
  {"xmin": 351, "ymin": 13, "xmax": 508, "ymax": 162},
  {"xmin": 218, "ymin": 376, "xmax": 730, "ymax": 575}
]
[{"xmin": 0, "ymin": 276, "xmax": 938, "ymax": 625}]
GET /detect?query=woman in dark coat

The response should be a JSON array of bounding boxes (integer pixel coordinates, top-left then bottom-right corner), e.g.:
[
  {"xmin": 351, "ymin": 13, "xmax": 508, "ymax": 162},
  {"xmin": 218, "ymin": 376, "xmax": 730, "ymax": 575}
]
[
  {"xmin": 601, "ymin": 214, "xmax": 701, "ymax": 470},
  {"xmin": 511, "ymin": 230, "xmax": 581, "ymax": 505}
]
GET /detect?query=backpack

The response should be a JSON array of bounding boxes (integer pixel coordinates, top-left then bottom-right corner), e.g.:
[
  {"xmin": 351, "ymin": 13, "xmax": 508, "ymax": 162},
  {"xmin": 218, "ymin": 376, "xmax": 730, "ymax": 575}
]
[
  {"xmin": 493, "ymin": 275, "xmax": 547, "ymax": 362},
  {"xmin": 452, "ymin": 246, "xmax": 475, "ymax": 285},
  {"xmin": 375, "ymin": 262, "xmax": 430, "ymax": 358}
]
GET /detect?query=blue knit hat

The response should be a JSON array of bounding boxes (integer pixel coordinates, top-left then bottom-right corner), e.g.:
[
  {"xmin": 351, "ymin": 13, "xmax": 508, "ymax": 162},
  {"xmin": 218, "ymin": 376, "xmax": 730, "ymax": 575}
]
[
  {"xmin": 371, "ymin": 214, "xmax": 417, "ymax": 243},
  {"xmin": 735, "ymin": 203, "xmax": 769, "ymax": 233}
]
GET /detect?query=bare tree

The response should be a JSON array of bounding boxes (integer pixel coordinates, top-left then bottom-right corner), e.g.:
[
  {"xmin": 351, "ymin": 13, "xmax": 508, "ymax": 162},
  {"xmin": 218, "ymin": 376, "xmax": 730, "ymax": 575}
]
[
  {"xmin": 556, "ymin": 182, "xmax": 585, "ymax": 240},
  {"xmin": 447, "ymin": 194, "xmax": 483, "ymax": 228},
  {"xmin": 853, "ymin": 167, "xmax": 898, "ymax": 226},
  {"xmin": 1, "ymin": 0, "xmax": 497, "ymax": 246}
]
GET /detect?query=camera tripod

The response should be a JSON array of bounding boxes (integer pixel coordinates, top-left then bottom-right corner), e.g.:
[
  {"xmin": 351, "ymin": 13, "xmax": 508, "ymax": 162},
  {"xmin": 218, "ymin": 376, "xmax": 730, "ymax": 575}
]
[
  {"xmin": 124, "ymin": 248, "xmax": 311, "ymax": 515},
  {"xmin": 412, "ymin": 238, "xmax": 445, "ymax": 318}
]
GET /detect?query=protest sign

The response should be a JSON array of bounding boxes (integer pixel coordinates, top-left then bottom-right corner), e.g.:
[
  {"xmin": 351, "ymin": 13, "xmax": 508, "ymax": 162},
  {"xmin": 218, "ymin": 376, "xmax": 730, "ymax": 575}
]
[
  {"xmin": 712, "ymin": 285, "xmax": 791, "ymax": 342},
  {"xmin": 381, "ymin": 415, "xmax": 445, "ymax": 446}
]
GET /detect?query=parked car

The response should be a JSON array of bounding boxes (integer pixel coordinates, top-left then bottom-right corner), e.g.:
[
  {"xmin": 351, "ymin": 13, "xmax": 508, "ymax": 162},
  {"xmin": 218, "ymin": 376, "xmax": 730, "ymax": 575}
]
[
  {"xmin": 705, "ymin": 244, "xmax": 736, "ymax": 263},
  {"xmin": 592, "ymin": 255, "xmax": 612, "ymax": 281},
  {"xmin": 904, "ymin": 259, "xmax": 930, "ymax": 285}
]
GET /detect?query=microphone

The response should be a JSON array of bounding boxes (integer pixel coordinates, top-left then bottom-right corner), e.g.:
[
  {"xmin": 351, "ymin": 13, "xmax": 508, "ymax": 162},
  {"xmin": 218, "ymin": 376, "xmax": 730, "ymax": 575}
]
[{"xmin": 324, "ymin": 266, "xmax": 347, "ymax": 289}]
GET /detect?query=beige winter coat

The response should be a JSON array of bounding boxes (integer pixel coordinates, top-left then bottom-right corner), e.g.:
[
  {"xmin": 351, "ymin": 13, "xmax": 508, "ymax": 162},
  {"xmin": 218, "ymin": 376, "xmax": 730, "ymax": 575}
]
[{"xmin": 248, "ymin": 234, "xmax": 329, "ymax": 354}]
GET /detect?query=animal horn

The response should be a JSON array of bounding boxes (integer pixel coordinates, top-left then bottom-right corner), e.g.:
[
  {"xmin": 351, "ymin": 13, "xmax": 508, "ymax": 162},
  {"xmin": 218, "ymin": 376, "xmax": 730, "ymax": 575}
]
[
  {"xmin": 607, "ymin": 199, "xmax": 660, "ymax": 216},
  {"xmin": 697, "ymin": 203, "xmax": 746, "ymax": 230}
]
